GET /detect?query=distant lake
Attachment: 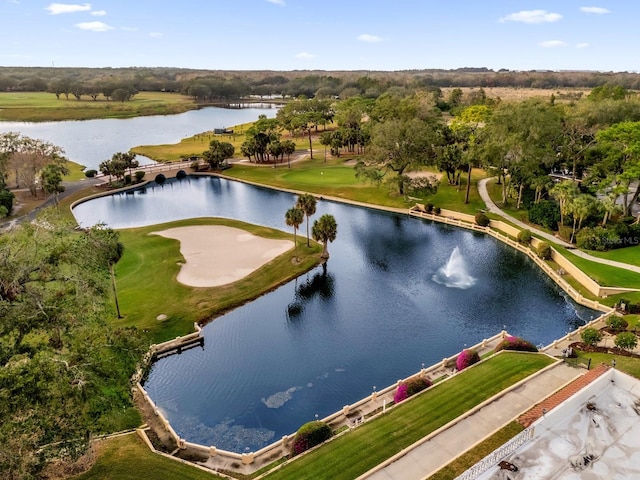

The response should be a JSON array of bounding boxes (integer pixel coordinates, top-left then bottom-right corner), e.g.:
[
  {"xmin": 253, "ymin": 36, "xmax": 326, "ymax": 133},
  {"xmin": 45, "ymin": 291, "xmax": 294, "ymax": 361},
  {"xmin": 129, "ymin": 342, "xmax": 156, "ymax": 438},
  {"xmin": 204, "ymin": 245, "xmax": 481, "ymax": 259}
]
[
  {"xmin": 0, "ymin": 105, "xmax": 277, "ymax": 171},
  {"xmin": 74, "ymin": 177, "xmax": 597, "ymax": 453}
]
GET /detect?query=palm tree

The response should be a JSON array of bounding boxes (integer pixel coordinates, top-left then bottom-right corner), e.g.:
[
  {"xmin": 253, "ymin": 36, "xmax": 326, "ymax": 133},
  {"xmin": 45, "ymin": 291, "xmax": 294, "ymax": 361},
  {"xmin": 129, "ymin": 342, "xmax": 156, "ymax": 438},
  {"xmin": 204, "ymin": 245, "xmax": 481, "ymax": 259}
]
[
  {"xmin": 600, "ymin": 193, "xmax": 622, "ymax": 226},
  {"xmin": 296, "ymin": 193, "xmax": 317, "ymax": 247},
  {"xmin": 312, "ymin": 214, "xmax": 338, "ymax": 259},
  {"xmin": 550, "ymin": 180, "xmax": 579, "ymax": 227},
  {"xmin": 568, "ymin": 194, "xmax": 596, "ymax": 243},
  {"xmin": 285, "ymin": 207, "xmax": 304, "ymax": 260},
  {"xmin": 530, "ymin": 174, "xmax": 553, "ymax": 205}
]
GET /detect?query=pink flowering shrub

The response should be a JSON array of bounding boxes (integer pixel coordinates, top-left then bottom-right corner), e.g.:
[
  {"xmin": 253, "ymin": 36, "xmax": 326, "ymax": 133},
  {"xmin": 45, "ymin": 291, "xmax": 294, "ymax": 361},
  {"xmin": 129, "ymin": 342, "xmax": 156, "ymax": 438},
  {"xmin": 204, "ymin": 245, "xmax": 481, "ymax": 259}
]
[
  {"xmin": 394, "ymin": 383, "xmax": 409, "ymax": 403},
  {"xmin": 291, "ymin": 421, "xmax": 332, "ymax": 456},
  {"xmin": 456, "ymin": 349, "xmax": 480, "ymax": 371},
  {"xmin": 394, "ymin": 376, "xmax": 432, "ymax": 404},
  {"xmin": 494, "ymin": 336, "xmax": 538, "ymax": 353}
]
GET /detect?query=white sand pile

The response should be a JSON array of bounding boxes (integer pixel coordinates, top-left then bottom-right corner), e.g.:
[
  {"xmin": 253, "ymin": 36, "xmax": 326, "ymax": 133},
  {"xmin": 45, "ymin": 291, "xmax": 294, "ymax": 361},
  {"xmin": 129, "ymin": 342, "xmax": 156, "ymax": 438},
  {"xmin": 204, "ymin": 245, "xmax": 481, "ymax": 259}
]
[{"xmin": 153, "ymin": 225, "xmax": 293, "ymax": 287}]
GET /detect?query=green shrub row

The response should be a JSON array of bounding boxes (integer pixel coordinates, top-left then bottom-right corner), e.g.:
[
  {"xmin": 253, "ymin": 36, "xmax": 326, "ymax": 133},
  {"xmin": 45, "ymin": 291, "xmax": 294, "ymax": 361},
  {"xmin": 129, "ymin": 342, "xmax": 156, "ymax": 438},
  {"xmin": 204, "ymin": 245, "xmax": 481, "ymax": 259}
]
[
  {"xmin": 423, "ymin": 203, "xmax": 441, "ymax": 215},
  {"xmin": 582, "ymin": 315, "xmax": 640, "ymax": 351}
]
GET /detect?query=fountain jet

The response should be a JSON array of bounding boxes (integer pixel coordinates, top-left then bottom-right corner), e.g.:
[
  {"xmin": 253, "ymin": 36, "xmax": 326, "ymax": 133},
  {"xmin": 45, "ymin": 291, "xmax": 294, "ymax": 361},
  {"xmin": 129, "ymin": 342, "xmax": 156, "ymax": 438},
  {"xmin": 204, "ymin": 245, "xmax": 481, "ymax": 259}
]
[{"xmin": 432, "ymin": 246, "xmax": 476, "ymax": 289}]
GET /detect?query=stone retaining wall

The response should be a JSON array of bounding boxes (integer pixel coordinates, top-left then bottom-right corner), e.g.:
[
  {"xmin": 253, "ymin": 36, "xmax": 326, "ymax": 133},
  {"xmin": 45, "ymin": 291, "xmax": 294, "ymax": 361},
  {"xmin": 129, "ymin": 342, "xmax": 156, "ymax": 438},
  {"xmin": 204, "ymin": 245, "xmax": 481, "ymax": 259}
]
[{"xmin": 135, "ymin": 331, "xmax": 509, "ymax": 475}]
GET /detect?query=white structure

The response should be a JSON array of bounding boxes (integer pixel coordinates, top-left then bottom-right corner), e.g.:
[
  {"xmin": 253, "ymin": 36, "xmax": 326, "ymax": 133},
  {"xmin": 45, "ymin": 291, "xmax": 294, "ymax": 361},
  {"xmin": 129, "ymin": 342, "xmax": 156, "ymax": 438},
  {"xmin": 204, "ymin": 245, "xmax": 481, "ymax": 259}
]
[{"xmin": 468, "ymin": 368, "xmax": 640, "ymax": 479}]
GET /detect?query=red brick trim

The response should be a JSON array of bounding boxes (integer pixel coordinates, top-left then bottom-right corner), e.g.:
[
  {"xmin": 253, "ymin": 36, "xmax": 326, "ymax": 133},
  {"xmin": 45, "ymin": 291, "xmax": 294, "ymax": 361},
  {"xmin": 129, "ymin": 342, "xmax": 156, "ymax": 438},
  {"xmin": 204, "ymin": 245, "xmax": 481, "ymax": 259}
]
[{"xmin": 517, "ymin": 364, "xmax": 610, "ymax": 427}]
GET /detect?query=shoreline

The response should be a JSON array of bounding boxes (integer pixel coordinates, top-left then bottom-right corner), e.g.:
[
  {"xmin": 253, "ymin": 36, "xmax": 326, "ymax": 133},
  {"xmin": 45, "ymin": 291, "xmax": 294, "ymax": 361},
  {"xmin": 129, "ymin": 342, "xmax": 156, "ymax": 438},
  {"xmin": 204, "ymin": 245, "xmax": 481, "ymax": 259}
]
[{"xmin": 70, "ymin": 170, "xmax": 616, "ymax": 316}]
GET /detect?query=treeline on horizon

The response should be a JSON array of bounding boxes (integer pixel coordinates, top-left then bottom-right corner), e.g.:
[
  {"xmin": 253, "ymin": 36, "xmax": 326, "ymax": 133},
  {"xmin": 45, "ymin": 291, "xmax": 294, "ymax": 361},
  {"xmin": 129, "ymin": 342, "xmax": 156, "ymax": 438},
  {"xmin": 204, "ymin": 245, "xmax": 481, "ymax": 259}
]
[{"xmin": 2, "ymin": 66, "xmax": 640, "ymax": 101}]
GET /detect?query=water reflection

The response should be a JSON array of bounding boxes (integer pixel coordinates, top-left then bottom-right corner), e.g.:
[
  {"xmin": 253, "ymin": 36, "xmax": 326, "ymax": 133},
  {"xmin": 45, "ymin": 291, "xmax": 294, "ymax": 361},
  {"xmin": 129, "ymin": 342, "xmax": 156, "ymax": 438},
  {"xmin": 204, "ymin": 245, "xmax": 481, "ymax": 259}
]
[
  {"xmin": 287, "ymin": 266, "xmax": 335, "ymax": 321},
  {"xmin": 0, "ymin": 106, "xmax": 276, "ymax": 171},
  {"xmin": 73, "ymin": 177, "xmax": 599, "ymax": 452}
]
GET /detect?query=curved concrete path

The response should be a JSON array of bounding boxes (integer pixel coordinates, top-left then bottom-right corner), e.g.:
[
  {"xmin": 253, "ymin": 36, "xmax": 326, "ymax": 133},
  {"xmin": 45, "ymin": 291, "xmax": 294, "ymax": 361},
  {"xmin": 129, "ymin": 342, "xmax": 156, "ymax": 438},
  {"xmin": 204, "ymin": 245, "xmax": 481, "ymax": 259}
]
[{"xmin": 478, "ymin": 178, "xmax": 640, "ymax": 274}]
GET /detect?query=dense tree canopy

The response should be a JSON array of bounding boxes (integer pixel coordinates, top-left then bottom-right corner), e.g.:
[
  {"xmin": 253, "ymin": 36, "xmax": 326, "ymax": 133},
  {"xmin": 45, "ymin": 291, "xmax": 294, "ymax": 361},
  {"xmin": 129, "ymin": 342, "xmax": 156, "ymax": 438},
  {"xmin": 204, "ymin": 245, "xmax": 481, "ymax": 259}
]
[
  {"xmin": 0, "ymin": 211, "xmax": 146, "ymax": 478},
  {"xmin": 277, "ymin": 97, "xmax": 333, "ymax": 159},
  {"xmin": 592, "ymin": 121, "xmax": 640, "ymax": 217},
  {"xmin": 478, "ymin": 100, "xmax": 563, "ymax": 206},
  {"xmin": 356, "ymin": 100, "xmax": 444, "ymax": 196}
]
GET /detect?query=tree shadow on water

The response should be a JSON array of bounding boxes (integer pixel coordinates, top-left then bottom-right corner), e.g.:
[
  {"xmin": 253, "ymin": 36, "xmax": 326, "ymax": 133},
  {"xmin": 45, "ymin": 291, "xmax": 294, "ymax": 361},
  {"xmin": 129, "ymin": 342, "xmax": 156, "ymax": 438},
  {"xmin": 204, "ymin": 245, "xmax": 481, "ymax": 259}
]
[{"xmin": 286, "ymin": 265, "xmax": 335, "ymax": 322}]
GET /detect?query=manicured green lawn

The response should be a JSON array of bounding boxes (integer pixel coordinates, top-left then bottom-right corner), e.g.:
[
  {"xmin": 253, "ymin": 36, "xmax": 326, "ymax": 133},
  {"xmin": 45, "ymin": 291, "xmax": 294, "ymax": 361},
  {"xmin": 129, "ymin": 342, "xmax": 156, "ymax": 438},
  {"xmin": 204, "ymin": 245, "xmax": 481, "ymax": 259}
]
[
  {"xmin": 584, "ymin": 245, "xmax": 640, "ymax": 267},
  {"xmin": 545, "ymin": 247, "xmax": 640, "ymax": 308},
  {"xmin": 64, "ymin": 160, "xmax": 89, "ymax": 181},
  {"xmin": 113, "ymin": 217, "xmax": 322, "ymax": 343},
  {"xmin": 73, "ymin": 354, "xmax": 551, "ymax": 480},
  {"xmin": 557, "ymin": 247, "xmax": 640, "ymax": 289},
  {"xmin": 132, "ymin": 119, "xmax": 334, "ymax": 163},
  {"xmin": 484, "ymin": 178, "xmax": 640, "ymax": 299},
  {"xmin": 222, "ymin": 161, "xmax": 487, "ymax": 213},
  {"xmin": 224, "ymin": 157, "xmax": 406, "ymax": 207},
  {"xmin": 623, "ymin": 314, "xmax": 640, "ymax": 329},
  {"xmin": 430, "ymin": 168, "xmax": 488, "ymax": 214},
  {"xmin": 486, "ymin": 180, "xmax": 532, "ymax": 223},
  {"xmin": 133, "ymin": 114, "xmax": 487, "ymax": 214},
  {"xmin": 573, "ymin": 350, "xmax": 640, "ymax": 379},
  {"xmin": 73, "ymin": 434, "xmax": 224, "ymax": 480},
  {"xmin": 0, "ymin": 91, "xmax": 196, "ymax": 121},
  {"xmin": 264, "ymin": 353, "xmax": 554, "ymax": 480},
  {"xmin": 132, "ymin": 123, "xmax": 317, "ymax": 163}
]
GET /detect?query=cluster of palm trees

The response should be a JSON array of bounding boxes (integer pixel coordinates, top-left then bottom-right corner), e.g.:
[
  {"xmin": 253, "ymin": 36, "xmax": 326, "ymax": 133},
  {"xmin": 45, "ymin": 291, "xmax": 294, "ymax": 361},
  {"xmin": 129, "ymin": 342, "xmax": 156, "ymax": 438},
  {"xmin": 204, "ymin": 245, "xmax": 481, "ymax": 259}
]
[{"xmin": 285, "ymin": 193, "xmax": 337, "ymax": 260}]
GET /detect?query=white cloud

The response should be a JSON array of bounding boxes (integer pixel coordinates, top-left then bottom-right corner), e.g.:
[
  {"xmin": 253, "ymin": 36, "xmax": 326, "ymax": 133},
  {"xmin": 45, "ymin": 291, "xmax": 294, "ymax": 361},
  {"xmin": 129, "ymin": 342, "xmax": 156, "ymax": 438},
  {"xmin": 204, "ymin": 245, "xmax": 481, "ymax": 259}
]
[
  {"xmin": 46, "ymin": 3, "xmax": 91, "ymax": 15},
  {"xmin": 500, "ymin": 10, "xmax": 562, "ymax": 24},
  {"xmin": 357, "ymin": 34, "xmax": 382, "ymax": 43},
  {"xmin": 576, "ymin": 42, "xmax": 590, "ymax": 48},
  {"xmin": 266, "ymin": 0, "xmax": 285, "ymax": 5},
  {"xmin": 539, "ymin": 40, "xmax": 566, "ymax": 48},
  {"xmin": 75, "ymin": 21, "xmax": 113, "ymax": 32},
  {"xmin": 580, "ymin": 6, "xmax": 610, "ymax": 14},
  {"xmin": 149, "ymin": 32, "xmax": 163, "ymax": 38},
  {"xmin": 295, "ymin": 52, "xmax": 315, "ymax": 59},
  {"xmin": 90, "ymin": 9, "xmax": 106, "ymax": 16}
]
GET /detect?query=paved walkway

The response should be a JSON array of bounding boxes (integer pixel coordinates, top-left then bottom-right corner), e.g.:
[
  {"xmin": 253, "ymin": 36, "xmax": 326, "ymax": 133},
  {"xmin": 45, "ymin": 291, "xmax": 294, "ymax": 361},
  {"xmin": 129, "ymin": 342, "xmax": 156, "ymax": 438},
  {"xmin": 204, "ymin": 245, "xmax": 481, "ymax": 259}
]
[
  {"xmin": 478, "ymin": 178, "xmax": 640, "ymax": 274},
  {"xmin": 361, "ymin": 362, "xmax": 583, "ymax": 480},
  {"xmin": 517, "ymin": 364, "xmax": 609, "ymax": 428}
]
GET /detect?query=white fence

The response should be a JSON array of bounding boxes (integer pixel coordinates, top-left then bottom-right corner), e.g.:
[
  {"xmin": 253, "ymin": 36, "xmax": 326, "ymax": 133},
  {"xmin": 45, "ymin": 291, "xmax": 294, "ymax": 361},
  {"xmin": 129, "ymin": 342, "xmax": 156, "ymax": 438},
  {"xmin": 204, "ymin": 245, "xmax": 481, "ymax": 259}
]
[{"xmin": 454, "ymin": 427, "xmax": 536, "ymax": 480}]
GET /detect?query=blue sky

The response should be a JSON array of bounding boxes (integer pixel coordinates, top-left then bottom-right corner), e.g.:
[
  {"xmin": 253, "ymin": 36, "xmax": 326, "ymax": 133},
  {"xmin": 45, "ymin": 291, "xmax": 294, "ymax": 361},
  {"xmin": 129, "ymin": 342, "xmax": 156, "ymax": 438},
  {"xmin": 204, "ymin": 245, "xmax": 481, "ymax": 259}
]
[{"xmin": 0, "ymin": 1, "xmax": 636, "ymax": 72}]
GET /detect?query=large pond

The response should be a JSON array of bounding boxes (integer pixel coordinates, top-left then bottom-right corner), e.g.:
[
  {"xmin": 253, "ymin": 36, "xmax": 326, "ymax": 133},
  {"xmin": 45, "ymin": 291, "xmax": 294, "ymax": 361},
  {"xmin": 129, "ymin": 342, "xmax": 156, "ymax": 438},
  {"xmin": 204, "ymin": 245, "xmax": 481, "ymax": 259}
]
[
  {"xmin": 73, "ymin": 176, "xmax": 596, "ymax": 453},
  {"xmin": 0, "ymin": 105, "xmax": 276, "ymax": 171}
]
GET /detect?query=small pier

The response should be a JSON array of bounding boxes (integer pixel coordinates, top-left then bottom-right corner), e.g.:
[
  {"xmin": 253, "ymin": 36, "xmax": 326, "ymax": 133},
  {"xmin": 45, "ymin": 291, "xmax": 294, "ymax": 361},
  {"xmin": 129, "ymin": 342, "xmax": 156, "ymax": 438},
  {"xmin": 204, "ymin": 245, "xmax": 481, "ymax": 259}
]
[{"xmin": 150, "ymin": 325, "xmax": 204, "ymax": 360}]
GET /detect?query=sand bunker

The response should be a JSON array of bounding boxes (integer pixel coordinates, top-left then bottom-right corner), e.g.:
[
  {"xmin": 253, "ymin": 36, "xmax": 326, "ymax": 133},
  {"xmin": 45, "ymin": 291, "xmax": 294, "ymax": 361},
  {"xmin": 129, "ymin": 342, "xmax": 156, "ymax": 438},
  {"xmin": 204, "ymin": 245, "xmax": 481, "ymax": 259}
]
[{"xmin": 153, "ymin": 225, "xmax": 293, "ymax": 287}]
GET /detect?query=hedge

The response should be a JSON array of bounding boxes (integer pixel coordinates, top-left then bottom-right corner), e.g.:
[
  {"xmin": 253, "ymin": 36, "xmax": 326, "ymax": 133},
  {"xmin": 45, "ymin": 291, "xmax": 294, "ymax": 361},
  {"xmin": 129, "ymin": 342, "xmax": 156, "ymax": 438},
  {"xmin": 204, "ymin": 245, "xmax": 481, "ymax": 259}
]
[
  {"xmin": 494, "ymin": 336, "xmax": 538, "ymax": 353},
  {"xmin": 291, "ymin": 421, "xmax": 333, "ymax": 456}
]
